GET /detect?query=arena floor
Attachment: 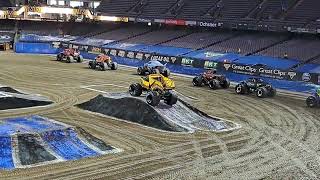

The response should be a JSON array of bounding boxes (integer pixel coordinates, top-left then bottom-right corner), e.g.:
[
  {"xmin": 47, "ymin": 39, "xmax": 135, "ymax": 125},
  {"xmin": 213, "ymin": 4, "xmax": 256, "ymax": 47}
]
[{"xmin": 0, "ymin": 53, "xmax": 319, "ymax": 179}]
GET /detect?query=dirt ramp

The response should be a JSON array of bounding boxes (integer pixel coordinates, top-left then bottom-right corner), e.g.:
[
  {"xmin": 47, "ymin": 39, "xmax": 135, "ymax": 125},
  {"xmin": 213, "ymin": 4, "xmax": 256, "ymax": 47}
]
[
  {"xmin": 0, "ymin": 97, "xmax": 51, "ymax": 110},
  {"xmin": 0, "ymin": 86, "xmax": 52, "ymax": 110},
  {"xmin": 0, "ymin": 86, "xmax": 23, "ymax": 94},
  {"xmin": 77, "ymin": 95, "xmax": 184, "ymax": 132},
  {"xmin": 77, "ymin": 93, "xmax": 239, "ymax": 133}
]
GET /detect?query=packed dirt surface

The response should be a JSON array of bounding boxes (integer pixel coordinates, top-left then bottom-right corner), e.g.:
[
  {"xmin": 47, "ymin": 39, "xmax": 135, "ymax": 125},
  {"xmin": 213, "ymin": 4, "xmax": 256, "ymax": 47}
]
[{"xmin": 0, "ymin": 53, "xmax": 319, "ymax": 179}]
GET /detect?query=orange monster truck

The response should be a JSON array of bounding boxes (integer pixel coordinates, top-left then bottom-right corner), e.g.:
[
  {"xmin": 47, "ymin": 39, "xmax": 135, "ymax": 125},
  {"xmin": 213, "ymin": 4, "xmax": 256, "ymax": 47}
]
[
  {"xmin": 56, "ymin": 48, "xmax": 83, "ymax": 63},
  {"xmin": 88, "ymin": 54, "xmax": 118, "ymax": 71}
]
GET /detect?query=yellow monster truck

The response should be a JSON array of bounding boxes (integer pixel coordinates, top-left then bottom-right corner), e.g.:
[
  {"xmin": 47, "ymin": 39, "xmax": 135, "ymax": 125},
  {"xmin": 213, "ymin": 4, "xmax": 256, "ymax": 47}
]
[{"xmin": 129, "ymin": 74, "xmax": 177, "ymax": 106}]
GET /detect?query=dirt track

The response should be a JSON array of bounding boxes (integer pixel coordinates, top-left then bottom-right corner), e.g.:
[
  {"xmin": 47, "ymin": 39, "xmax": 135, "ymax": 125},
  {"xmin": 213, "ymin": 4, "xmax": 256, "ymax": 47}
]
[{"xmin": 0, "ymin": 53, "xmax": 319, "ymax": 179}]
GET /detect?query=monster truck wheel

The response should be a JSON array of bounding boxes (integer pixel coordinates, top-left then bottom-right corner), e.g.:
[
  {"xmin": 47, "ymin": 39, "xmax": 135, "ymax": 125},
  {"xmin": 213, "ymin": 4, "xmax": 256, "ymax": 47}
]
[
  {"xmin": 137, "ymin": 67, "xmax": 145, "ymax": 75},
  {"xmin": 153, "ymin": 69, "xmax": 160, "ymax": 74},
  {"xmin": 66, "ymin": 56, "xmax": 73, "ymax": 63},
  {"xmin": 98, "ymin": 63, "xmax": 107, "ymax": 71},
  {"xmin": 306, "ymin": 96, "xmax": 317, "ymax": 108},
  {"xmin": 192, "ymin": 76, "xmax": 203, "ymax": 87},
  {"xmin": 77, "ymin": 55, "xmax": 83, "ymax": 63},
  {"xmin": 56, "ymin": 54, "xmax": 62, "ymax": 61},
  {"xmin": 164, "ymin": 91, "xmax": 178, "ymax": 106},
  {"xmin": 256, "ymin": 87, "xmax": 267, "ymax": 98},
  {"xmin": 129, "ymin": 83, "xmax": 142, "ymax": 96},
  {"xmin": 269, "ymin": 88, "xmax": 277, "ymax": 97},
  {"xmin": 146, "ymin": 91, "xmax": 161, "ymax": 106},
  {"xmin": 163, "ymin": 69, "xmax": 170, "ymax": 77},
  {"xmin": 221, "ymin": 78, "xmax": 230, "ymax": 89},
  {"xmin": 88, "ymin": 61, "xmax": 96, "ymax": 69},
  {"xmin": 110, "ymin": 62, "xmax": 118, "ymax": 70},
  {"xmin": 208, "ymin": 79, "xmax": 219, "ymax": 90},
  {"xmin": 235, "ymin": 84, "xmax": 247, "ymax": 94}
]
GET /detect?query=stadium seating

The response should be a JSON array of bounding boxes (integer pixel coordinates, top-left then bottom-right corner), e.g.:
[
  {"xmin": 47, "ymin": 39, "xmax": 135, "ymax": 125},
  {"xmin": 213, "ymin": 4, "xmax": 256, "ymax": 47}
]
[
  {"xmin": 205, "ymin": 32, "xmax": 289, "ymax": 55},
  {"xmin": 285, "ymin": 0, "xmax": 320, "ymax": 23},
  {"xmin": 0, "ymin": 20, "xmax": 15, "ymax": 31},
  {"xmin": 256, "ymin": 35, "xmax": 320, "ymax": 62},
  {"xmin": 96, "ymin": 0, "xmax": 137, "ymax": 16},
  {"xmin": 0, "ymin": 0, "xmax": 12, "ymax": 8},
  {"xmin": 92, "ymin": 25, "xmax": 150, "ymax": 41},
  {"xmin": 218, "ymin": 0, "xmax": 261, "ymax": 19},
  {"xmin": 136, "ymin": 0, "xmax": 178, "ymax": 18},
  {"xmin": 121, "ymin": 28, "xmax": 190, "ymax": 45},
  {"xmin": 96, "ymin": 0, "xmax": 320, "ymax": 28},
  {"xmin": 162, "ymin": 31, "xmax": 235, "ymax": 49}
]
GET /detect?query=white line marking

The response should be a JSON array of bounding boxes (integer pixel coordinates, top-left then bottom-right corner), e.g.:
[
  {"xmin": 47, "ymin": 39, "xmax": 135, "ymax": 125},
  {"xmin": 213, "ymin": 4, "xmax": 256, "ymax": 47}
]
[
  {"xmin": 81, "ymin": 87, "xmax": 109, "ymax": 94},
  {"xmin": 81, "ymin": 83, "xmax": 128, "ymax": 89}
]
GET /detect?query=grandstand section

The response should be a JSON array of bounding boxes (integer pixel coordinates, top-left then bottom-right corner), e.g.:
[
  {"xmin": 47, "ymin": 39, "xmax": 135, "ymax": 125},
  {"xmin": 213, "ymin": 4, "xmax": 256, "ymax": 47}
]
[
  {"xmin": 120, "ymin": 28, "xmax": 190, "ymax": 45},
  {"xmin": 0, "ymin": 0, "xmax": 12, "ymax": 8},
  {"xmin": 162, "ymin": 30, "xmax": 236, "ymax": 50},
  {"xmin": 92, "ymin": 25, "xmax": 150, "ymax": 41},
  {"xmin": 204, "ymin": 32, "xmax": 289, "ymax": 55},
  {"xmin": 256, "ymin": 35, "xmax": 320, "ymax": 62},
  {"xmin": 94, "ymin": 0, "xmax": 320, "ymax": 32}
]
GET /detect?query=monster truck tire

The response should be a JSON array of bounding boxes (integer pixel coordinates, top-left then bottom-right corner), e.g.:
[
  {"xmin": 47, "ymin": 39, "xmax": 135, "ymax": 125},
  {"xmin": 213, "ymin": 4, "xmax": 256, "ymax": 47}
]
[
  {"xmin": 221, "ymin": 78, "xmax": 230, "ymax": 89},
  {"xmin": 88, "ymin": 61, "xmax": 96, "ymax": 69},
  {"xmin": 56, "ymin": 54, "xmax": 62, "ymax": 61},
  {"xmin": 256, "ymin": 87, "xmax": 267, "ymax": 98},
  {"xmin": 269, "ymin": 88, "xmax": 277, "ymax": 97},
  {"xmin": 77, "ymin": 55, "xmax": 83, "ymax": 63},
  {"xmin": 129, "ymin": 83, "xmax": 143, "ymax": 96},
  {"xmin": 163, "ymin": 69, "xmax": 170, "ymax": 77},
  {"xmin": 164, "ymin": 92, "xmax": 178, "ymax": 106},
  {"xmin": 235, "ymin": 84, "xmax": 248, "ymax": 94},
  {"xmin": 110, "ymin": 62, "xmax": 118, "ymax": 70},
  {"xmin": 146, "ymin": 91, "xmax": 161, "ymax": 106},
  {"xmin": 137, "ymin": 67, "xmax": 145, "ymax": 75},
  {"xmin": 306, "ymin": 96, "xmax": 317, "ymax": 108},
  {"xmin": 101, "ymin": 63, "xmax": 109, "ymax": 71},
  {"xmin": 208, "ymin": 79, "xmax": 219, "ymax": 90},
  {"xmin": 192, "ymin": 76, "xmax": 203, "ymax": 87},
  {"xmin": 153, "ymin": 69, "xmax": 160, "ymax": 75},
  {"xmin": 66, "ymin": 56, "xmax": 73, "ymax": 63}
]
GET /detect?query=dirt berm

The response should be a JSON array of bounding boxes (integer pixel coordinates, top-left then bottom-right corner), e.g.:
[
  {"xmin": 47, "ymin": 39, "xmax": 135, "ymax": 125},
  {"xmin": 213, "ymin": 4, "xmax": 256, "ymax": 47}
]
[
  {"xmin": 77, "ymin": 93, "xmax": 239, "ymax": 133},
  {"xmin": 77, "ymin": 95, "xmax": 183, "ymax": 132},
  {"xmin": 0, "ymin": 86, "xmax": 52, "ymax": 110},
  {"xmin": 0, "ymin": 97, "xmax": 51, "ymax": 110}
]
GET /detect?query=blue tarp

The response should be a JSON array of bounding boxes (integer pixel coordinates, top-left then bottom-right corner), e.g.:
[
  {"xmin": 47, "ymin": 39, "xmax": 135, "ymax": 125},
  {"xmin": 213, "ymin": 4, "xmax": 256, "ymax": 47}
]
[
  {"xmin": 0, "ymin": 115, "xmax": 106, "ymax": 169},
  {"xmin": 236, "ymin": 56, "xmax": 299, "ymax": 69},
  {"xmin": 0, "ymin": 137, "xmax": 14, "ymax": 170},
  {"xmin": 103, "ymin": 42, "xmax": 149, "ymax": 51},
  {"xmin": 71, "ymin": 38, "xmax": 114, "ymax": 46},
  {"xmin": 139, "ymin": 45, "xmax": 192, "ymax": 56},
  {"xmin": 19, "ymin": 34, "xmax": 76, "ymax": 42},
  {"xmin": 104, "ymin": 43, "xmax": 192, "ymax": 56},
  {"xmin": 184, "ymin": 50, "xmax": 240, "ymax": 62},
  {"xmin": 15, "ymin": 42, "xmax": 60, "ymax": 54},
  {"xmin": 296, "ymin": 63, "xmax": 320, "ymax": 73},
  {"xmin": 0, "ymin": 116, "xmax": 64, "ymax": 136},
  {"xmin": 42, "ymin": 129, "xmax": 99, "ymax": 160}
]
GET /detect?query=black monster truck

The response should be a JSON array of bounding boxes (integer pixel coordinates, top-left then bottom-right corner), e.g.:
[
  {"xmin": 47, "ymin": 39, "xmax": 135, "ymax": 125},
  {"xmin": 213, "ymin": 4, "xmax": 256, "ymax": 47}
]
[{"xmin": 235, "ymin": 78, "xmax": 276, "ymax": 98}]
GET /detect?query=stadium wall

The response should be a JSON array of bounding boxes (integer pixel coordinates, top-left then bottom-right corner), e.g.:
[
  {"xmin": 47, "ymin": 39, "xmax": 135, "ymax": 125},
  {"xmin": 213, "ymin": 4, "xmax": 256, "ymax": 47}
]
[{"xmin": 14, "ymin": 42, "xmax": 319, "ymax": 93}]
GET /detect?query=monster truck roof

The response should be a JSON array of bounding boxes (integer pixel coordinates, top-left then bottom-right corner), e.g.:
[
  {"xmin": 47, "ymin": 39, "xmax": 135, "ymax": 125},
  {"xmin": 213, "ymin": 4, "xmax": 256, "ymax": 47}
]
[{"xmin": 145, "ymin": 60, "xmax": 164, "ymax": 67}]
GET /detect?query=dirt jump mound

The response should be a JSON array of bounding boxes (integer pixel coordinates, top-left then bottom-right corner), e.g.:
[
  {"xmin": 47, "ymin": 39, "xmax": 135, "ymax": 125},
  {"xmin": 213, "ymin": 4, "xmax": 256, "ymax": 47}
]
[
  {"xmin": 0, "ymin": 115, "xmax": 121, "ymax": 170},
  {"xmin": 77, "ymin": 93, "xmax": 240, "ymax": 133},
  {"xmin": 0, "ymin": 86, "xmax": 52, "ymax": 110}
]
